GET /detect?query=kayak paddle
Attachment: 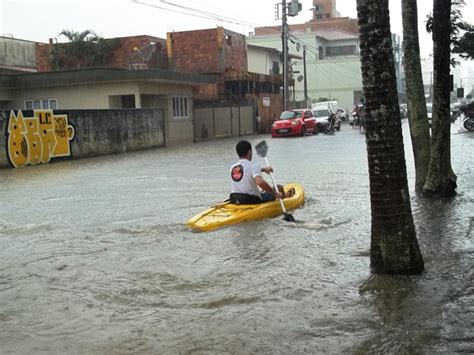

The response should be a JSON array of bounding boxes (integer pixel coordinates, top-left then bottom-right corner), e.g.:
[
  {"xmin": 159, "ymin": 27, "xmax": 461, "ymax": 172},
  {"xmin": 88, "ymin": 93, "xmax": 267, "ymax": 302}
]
[{"xmin": 255, "ymin": 140, "xmax": 296, "ymax": 222}]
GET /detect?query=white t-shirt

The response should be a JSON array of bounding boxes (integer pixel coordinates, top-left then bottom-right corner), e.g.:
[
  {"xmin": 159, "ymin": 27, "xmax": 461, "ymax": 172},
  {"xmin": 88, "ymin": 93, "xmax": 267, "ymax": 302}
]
[{"xmin": 230, "ymin": 159, "xmax": 262, "ymax": 197}]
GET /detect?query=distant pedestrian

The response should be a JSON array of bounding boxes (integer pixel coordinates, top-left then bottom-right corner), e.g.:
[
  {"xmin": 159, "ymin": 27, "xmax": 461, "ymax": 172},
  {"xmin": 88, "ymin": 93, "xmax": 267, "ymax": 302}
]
[{"xmin": 256, "ymin": 114, "xmax": 261, "ymax": 133}]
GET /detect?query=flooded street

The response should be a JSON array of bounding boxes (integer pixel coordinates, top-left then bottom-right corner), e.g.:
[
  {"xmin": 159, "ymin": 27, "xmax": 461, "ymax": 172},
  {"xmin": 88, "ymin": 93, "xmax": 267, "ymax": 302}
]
[{"xmin": 1, "ymin": 120, "xmax": 472, "ymax": 354}]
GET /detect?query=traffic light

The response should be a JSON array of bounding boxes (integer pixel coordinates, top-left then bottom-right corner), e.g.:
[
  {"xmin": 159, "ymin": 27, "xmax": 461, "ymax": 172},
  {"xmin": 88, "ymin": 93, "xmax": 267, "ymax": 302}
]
[
  {"xmin": 457, "ymin": 87, "xmax": 464, "ymax": 98},
  {"xmin": 288, "ymin": 0, "xmax": 302, "ymax": 17}
]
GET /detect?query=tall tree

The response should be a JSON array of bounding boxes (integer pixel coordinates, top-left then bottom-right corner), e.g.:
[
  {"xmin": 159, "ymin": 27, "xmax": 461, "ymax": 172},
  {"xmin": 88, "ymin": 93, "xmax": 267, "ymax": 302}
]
[
  {"xmin": 423, "ymin": 0, "xmax": 457, "ymax": 196},
  {"xmin": 356, "ymin": 0, "xmax": 424, "ymax": 274},
  {"xmin": 401, "ymin": 0, "xmax": 431, "ymax": 193}
]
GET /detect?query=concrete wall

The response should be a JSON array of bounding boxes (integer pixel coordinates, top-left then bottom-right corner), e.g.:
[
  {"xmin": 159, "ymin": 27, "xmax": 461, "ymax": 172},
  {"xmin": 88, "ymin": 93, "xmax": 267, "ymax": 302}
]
[
  {"xmin": 138, "ymin": 82, "xmax": 194, "ymax": 144},
  {"xmin": 0, "ymin": 37, "xmax": 37, "ymax": 70},
  {"xmin": 0, "ymin": 109, "xmax": 165, "ymax": 169},
  {"xmin": 247, "ymin": 47, "xmax": 281, "ymax": 76}
]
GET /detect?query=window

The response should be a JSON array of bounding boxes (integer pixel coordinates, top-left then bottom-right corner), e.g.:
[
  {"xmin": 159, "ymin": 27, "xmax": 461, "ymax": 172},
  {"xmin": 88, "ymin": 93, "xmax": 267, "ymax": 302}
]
[
  {"xmin": 172, "ymin": 96, "xmax": 189, "ymax": 118},
  {"xmin": 121, "ymin": 95, "xmax": 136, "ymax": 108},
  {"xmin": 25, "ymin": 99, "xmax": 58, "ymax": 110},
  {"xmin": 271, "ymin": 61, "xmax": 280, "ymax": 75},
  {"xmin": 325, "ymin": 45, "xmax": 357, "ymax": 57},
  {"xmin": 318, "ymin": 46, "xmax": 324, "ymax": 59}
]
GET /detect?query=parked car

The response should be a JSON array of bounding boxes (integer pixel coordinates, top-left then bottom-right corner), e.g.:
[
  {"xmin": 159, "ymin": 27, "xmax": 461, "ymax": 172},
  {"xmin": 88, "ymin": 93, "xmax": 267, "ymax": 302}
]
[
  {"xmin": 271, "ymin": 109, "xmax": 317, "ymax": 137},
  {"xmin": 312, "ymin": 106, "xmax": 341, "ymax": 132}
]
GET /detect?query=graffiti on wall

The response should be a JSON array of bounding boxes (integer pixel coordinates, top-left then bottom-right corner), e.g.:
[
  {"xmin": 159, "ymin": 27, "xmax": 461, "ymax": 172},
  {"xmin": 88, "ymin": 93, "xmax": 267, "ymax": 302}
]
[{"xmin": 6, "ymin": 110, "xmax": 75, "ymax": 168}]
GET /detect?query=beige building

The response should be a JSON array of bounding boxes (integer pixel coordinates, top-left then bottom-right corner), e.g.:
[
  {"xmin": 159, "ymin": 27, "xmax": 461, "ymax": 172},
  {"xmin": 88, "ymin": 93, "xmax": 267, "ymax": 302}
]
[{"xmin": 0, "ymin": 68, "xmax": 216, "ymax": 144}]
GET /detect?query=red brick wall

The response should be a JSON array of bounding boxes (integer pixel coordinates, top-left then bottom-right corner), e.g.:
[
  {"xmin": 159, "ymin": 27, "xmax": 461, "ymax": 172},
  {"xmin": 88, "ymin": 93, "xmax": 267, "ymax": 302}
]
[
  {"xmin": 254, "ymin": 17, "xmax": 358, "ymax": 36},
  {"xmin": 36, "ymin": 43, "xmax": 52, "ymax": 72},
  {"xmin": 313, "ymin": 0, "xmax": 336, "ymax": 18},
  {"xmin": 308, "ymin": 18, "xmax": 359, "ymax": 34},
  {"xmin": 193, "ymin": 84, "xmax": 219, "ymax": 101},
  {"xmin": 35, "ymin": 35, "xmax": 168, "ymax": 71},
  {"xmin": 169, "ymin": 28, "xmax": 220, "ymax": 73},
  {"xmin": 107, "ymin": 35, "xmax": 168, "ymax": 69},
  {"xmin": 168, "ymin": 27, "xmax": 247, "ymax": 74},
  {"xmin": 223, "ymin": 29, "xmax": 247, "ymax": 73}
]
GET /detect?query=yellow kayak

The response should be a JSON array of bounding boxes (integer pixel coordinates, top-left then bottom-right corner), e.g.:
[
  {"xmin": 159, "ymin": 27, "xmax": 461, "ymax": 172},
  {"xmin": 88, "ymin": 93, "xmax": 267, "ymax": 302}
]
[{"xmin": 186, "ymin": 183, "xmax": 304, "ymax": 232}]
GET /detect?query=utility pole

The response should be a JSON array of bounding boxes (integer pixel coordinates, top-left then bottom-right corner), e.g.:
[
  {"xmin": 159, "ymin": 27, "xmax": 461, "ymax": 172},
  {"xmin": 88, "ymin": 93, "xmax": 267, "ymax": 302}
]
[
  {"xmin": 281, "ymin": 0, "xmax": 289, "ymax": 111},
  {"xmin": 280, "ymin": 0, "xmax": 302, "ymax": 110},
  {"xmin": 303, "ymin": 45, "xmax": 308, "ymax": 105}
]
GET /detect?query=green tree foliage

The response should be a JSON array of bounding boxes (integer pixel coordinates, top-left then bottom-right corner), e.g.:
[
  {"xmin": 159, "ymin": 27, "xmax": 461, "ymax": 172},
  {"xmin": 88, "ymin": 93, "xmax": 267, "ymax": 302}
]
[
  {"xmin": 426, "ymin": 0, "xmax": 474, "ymax": 63},
  {"xmin": 51, "ymin": 30, "xmax": 118, "ymax": 69},
  {"xmin": 453, "ymin": 22, "xmax": 474, "ymax": 60}
]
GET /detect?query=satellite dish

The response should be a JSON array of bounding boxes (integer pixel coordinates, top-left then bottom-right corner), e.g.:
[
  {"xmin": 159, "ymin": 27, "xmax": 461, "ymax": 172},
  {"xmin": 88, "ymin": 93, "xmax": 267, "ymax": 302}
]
[{"xmin": 297, "ymin": 75, "xmax": 304, "ymax": 82}]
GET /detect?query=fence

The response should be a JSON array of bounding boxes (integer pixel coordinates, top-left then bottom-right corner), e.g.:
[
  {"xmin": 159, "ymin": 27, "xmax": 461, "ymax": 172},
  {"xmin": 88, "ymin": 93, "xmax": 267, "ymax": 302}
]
[{"xmin": 193, "ymin": 101, "xmax": 256, "ymax": 140}]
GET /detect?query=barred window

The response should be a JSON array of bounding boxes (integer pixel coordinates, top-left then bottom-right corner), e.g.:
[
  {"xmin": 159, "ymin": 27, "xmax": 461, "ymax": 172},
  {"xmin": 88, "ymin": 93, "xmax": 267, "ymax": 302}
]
[{"xmin": 172, "ymin": 96, "xmax": 188, "ymax": 118}]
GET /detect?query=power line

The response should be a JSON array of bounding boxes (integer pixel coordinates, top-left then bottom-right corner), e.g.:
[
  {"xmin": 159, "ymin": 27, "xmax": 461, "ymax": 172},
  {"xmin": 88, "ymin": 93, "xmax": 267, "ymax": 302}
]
[
  {"xmin": 159, "ymin": 0, "xmax": 260, "ymax": 27},
  {"xmin": 132, "ymin": 0, "xmax": 262, "ymax": 28}
]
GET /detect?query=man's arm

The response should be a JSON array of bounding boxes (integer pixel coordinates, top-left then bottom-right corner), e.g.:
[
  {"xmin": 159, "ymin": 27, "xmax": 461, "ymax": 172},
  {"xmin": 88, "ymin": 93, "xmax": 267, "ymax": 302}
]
[
  {"xmin": 261, "ymin": 166, "xmax": 273, "ymax": 174},
  {"xmin": 255, "ymin": 176, "xmax": 283, "ymax": 199}
]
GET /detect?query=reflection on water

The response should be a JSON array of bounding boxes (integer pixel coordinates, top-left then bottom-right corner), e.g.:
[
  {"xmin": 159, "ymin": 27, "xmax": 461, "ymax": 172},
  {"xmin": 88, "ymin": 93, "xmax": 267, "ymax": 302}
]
[{"xmin": 0, "ymin": 121, "xmax": 472, "ymax": 353}]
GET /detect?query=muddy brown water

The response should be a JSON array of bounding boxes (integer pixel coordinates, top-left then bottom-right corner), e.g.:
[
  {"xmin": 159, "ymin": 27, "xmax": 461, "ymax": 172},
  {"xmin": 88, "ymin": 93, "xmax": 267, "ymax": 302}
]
[{"xmin": 1, "ymin": 121, "xmax": 472, "ymax": 353}]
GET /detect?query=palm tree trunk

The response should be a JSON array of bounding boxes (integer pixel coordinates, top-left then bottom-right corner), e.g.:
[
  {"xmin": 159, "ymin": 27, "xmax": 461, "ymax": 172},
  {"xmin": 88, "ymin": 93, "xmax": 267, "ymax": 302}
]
[
  {"xmin": 357, "ymin": 0, "xmax": 424, "ymax": 274},
  {"xmin": 402, "ymin": 0, "xmax": 431, "ymax": 193},
  {"xmin": 423, "ymin": 0, "xmax": 457, "ymax": 196}
]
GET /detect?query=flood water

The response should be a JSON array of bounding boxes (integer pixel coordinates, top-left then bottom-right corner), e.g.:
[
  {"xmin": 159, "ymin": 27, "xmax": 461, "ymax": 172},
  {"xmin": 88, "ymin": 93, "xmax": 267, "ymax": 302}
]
[{"xmin": 1, "ymin": 120, "xmax": 472, "ymax": 354}]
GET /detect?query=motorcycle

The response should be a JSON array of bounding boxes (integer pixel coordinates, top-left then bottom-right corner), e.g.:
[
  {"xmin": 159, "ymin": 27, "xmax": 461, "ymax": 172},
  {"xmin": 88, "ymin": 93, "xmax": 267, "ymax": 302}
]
[
  {"xmin": 459, "ymin": 102, "xmax": 474, "ymax": 132},
  {"xmin": 351, "ymin": 111, "xmax": 361, "ymax": 128},
  {"xmin": 325, "ymin": 110, "xmax": 341, "ymax": 134}
]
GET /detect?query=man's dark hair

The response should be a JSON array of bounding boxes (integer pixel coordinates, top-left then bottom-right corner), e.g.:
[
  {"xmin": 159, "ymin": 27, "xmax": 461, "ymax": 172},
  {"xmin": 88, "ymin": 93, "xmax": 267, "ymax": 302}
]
[{"xmin": 236, "ymin": 140, "xmax": 251, "ymax": 157}]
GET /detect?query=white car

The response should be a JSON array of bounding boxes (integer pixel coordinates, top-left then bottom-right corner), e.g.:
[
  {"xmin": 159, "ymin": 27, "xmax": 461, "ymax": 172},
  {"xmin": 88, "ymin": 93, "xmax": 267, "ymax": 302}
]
[{"xmin": 312, "ymin": 108, "xmax": 341, "ymax": 132}]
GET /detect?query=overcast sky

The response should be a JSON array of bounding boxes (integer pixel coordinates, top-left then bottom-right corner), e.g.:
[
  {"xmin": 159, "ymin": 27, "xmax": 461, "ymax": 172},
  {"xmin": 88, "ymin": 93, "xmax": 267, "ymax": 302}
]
[{"xmin": 1, "ymin": 0, "xmax": 473, "ymax": 88}]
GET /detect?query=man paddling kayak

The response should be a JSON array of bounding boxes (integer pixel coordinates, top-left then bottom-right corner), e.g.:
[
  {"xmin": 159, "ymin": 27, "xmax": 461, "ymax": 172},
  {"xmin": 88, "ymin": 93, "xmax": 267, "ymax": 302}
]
[{"xmin": 230, "ymin": 140, "xmax": 294, "ymax": 204}]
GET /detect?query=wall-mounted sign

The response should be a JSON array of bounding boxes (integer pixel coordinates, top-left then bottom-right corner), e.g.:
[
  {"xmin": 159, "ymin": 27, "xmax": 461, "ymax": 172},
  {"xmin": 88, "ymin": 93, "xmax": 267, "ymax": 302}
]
[{"xmin": 263, "ymin": 97, "xmax": 270, "ymax": 107}]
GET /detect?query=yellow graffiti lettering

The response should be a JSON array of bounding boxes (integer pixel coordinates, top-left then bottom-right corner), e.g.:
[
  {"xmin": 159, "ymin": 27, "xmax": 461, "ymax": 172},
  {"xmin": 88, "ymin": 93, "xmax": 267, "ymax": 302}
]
[
  {"xmin": 35, "ymin": 110, "xmax": 57, "ymax": 163},
  {"xmin": 6, "ymin": 110, "xmax": 75, "ymax": 168},
  {"xmin": 25, "ymin": 118, "xmax": 43, "ymax": 165},
  {"xmin": 53, "ymin": 115, "xmax": 75, "ymax": 157},
  {"xmin": 7, "ymin": 111, "xmax": 29, "ymax": 168}
]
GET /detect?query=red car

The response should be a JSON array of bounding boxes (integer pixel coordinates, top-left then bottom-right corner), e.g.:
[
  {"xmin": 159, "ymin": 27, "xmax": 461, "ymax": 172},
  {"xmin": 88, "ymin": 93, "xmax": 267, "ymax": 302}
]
[{"xmin": 271, "ymin": 109, "xmax": 317, "ymax": 137}]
